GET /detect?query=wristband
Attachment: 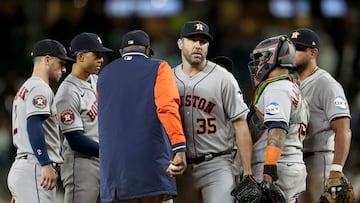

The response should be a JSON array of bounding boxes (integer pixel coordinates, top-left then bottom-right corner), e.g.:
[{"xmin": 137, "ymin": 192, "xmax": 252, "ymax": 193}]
[
  {"xmin": 330, "ymin": 164, "xmax": 343, "ymax": 172},
  {"xmin": 263, "ymin": 164, "xmax": 278, "ymax": 181}
]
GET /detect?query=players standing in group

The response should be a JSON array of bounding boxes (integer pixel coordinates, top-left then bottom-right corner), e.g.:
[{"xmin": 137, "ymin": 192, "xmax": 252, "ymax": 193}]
[
  {"xmin": 97, "ymin": 30, "xmax": 187, "ymax": 203},
  {"xmin": 247, "ymin": 35, "xmax": 309, "ymax": 202},
  {"xmin": 290, "ymin": 28, "xmax": 353, "ymax": 203},
  {"xmin": 172, "ymin": 20, "xmax": 253, "ymax": 203},
  {"xmin": 7, "ymin": 39, "xmax": 73, "ymax": 202},
  {"xmin": 55, "ymin": 32, "xmax": 113, "ymax": 203}
]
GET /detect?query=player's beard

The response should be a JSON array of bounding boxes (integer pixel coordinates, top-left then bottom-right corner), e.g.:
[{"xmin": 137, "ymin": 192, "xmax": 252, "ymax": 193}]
[
  {"xmin": 187, "ymin": 53, "xmax": 205, "ymax": 67},
  {"xmin": 293, "ymin": 59, "xmax": 308, "ymax": 74}
]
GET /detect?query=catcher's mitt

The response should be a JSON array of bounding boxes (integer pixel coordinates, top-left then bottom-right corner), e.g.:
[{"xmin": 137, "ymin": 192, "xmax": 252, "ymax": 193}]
[
  {"xmin": 231, "ymin": 175, "xmax": 262, "ymax": 203},
  {"xmin": 319, "ymin": 175, "xmax": 355, "ymax": 203},
  {"xmin": 260, "ymin": 181, "xmax": 286, "ymax": 203}
]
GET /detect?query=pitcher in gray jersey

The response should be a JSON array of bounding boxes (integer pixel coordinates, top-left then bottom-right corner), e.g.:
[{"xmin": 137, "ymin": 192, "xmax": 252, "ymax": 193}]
[
  {"xmin": 247, "ymin": 35, "xmax": 309, "ymax": 203},
  {"xmin": 291, "ymin": 28, "xmax": 352, "ymax": 203},
  {"xmin": 173, "ymin": 20, "xmax": 253, "ymax": 203},
  {"xmin": 7, "ymin": 39, "xmax": 72, "ymax": 203},
  {"xmin": 55, "ymin": 32, "xmax": 112, "ymax": 203}
]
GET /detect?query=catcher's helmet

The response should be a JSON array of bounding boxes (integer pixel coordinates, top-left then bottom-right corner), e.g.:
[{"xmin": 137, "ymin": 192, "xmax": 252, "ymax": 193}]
[{"xmin": 248, "ymin": 35, "xmax": 295, "ymax": 87}]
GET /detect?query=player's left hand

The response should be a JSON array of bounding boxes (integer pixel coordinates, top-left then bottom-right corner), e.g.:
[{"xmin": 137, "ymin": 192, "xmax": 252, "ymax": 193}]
[
  {"xmin": 260, "ymin": 175, "xmax": 286, "ymax": 203},
  {"xmin": 166, "ymin": 151, "xmax": 187, "ymax": 177},
  {"xmin": 40, "ymin": 164, "xmax": 58, "ymax": 190},
  {"xmin": 319, "ymin": 172, "xmax": 355, "ymax": 203}
]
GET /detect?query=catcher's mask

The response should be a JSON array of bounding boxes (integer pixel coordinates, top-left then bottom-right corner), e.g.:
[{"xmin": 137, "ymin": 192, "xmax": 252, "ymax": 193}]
[{"xmin": 248, "ymin": 35, "xmax": 296, "ymax": 87}]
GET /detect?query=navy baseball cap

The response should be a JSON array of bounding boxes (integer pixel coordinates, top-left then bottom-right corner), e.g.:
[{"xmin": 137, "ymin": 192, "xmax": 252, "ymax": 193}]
[
  {"xmin": 69, "ymin": 32, "xmax": 113, "ymax": 56},
  {"xmin": 180, "ymin": 20, "xmax": 213, "ymax": 42},
  {"xmin": 31, "ymin": 39, "xmax": 74, "ymax": 61},
  {"xmin": 120, "ymin": 30, "xmax": 154, "ymax": 55},
  {"xmin": 290, "ymin": 28, "xmax": 320, "ymax": 50}
]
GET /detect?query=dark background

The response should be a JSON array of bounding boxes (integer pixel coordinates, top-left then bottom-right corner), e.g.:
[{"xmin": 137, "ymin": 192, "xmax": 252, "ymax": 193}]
[{"xmin": 0, "ymin": 0, "xmax": 360, "ymax": 202}]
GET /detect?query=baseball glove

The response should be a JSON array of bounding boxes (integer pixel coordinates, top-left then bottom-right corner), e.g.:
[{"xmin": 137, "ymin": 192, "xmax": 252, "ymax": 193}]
[
  {"xmin": 260, "ymin": 181, "xmax": 286, "ymax": 203},
  {"xmin": 319, "ymin": 175, "xmax": 355, "ymax": 203},
  {"xmin": 231, "ymin": 175, "xmax": 262, "ymax": 203}
]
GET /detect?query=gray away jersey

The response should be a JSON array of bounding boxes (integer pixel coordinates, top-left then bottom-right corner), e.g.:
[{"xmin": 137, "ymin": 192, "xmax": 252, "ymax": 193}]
[
  {"xmin": 55, "ymin": 74, "xmax": 99, "ymax": 155},
  {"xmin": 173, "ymin": 61, "xmax": 249, "ymax": 158},
  {"xmin": 12, "ymin": 76, "xmax": 63, "ymax": 163},
  {"xmin": 299, "ymin": 69, "xmax": 350, "ymax": 152},
  {"xmin": 250, "ymin": 78, "xmax": 309, "ymax": 164}
]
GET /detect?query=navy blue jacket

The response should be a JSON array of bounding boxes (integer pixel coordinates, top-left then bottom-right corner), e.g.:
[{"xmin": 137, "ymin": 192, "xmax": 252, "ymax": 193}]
[{"xmin": 98, "ymin": 52, "xmax": 176, "ymax": 202}]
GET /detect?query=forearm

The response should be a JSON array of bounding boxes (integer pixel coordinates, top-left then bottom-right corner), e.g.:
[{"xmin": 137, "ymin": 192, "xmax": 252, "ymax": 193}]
[
  {"xmin": 331, "ymin": 117, "xmax": 352, "ymax": 167},
  {"xmin": 263, "ymin": 127, "xmax": 287, "ymax": 181},
  {"xmin": 233, "ymin": 116, "xmax": 252, "ymax": 175},
  {"xmin": 333, "ymin": 128, "xmax": 351, "ymax": 166},
  {"xmin": 64, "ymin": 130, "xmax": 99, "ymax": 157},
  {"xmin": 27, "ymin": 115, "xmax": 52, "ymax": 166}
]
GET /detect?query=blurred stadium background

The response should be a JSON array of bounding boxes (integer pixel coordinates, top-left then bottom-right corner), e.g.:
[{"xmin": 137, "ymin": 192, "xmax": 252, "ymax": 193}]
[{"xmin": 1, "ymin": 0, "xmax": 360, "ymax": 202}]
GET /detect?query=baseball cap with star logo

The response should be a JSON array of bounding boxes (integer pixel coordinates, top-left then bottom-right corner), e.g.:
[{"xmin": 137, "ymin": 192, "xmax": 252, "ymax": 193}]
[
  {"xmin": 180, "ymin": 20, "xmax": 213, "ymax": 42},
  {"xmin": 69, "ymin": 32, "xmax": 113, "ymax": 57},
  {"xmin": 290, "ymin": 28, "xmax": 320, "ymax": 50}
]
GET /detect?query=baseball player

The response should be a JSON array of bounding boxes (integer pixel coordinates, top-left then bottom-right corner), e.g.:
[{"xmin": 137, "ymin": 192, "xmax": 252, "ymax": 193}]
[
  {"xmin": 55, "ymin": 32, "xmax": 112, "ymax": 203},
  {"xmin": 247, "ymin": 35, "xmax": 309, "ymax": 203},
  {"xmin": 290, "ymin": 28, "xmax": 353, "ymax": 203},
  {"xmin": 172, "ymin": 20, "xmax": 253, "ymax": 203},
  {"xmin": 7, "ymin": 39, "xmax": 73, "ymax": 202}
]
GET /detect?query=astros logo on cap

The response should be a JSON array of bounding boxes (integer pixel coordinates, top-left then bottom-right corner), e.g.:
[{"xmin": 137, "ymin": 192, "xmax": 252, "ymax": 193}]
[
  {"xmin": 291, "ymin": 31, "xmax": 300, "ymax": 39},
  {"xmin": 195, "ymin": 23, "xmax": 204, "ymax": 31}
]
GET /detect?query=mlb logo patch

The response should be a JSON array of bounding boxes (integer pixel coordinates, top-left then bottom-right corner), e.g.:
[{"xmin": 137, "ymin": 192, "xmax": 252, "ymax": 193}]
[
  {"xmin": 265, "ymin": 102, "xmax": 280, "ymax": 115},
  {"xmin": 334, "ymin": 96, "xmax": 347, "ymax": 110}
]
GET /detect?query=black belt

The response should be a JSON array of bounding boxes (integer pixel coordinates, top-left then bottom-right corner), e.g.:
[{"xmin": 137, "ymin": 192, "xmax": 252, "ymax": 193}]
[
  {"xmin": 303, "ymin": 151, "xmax": 334, "ymax": 159},
  {"xmin": 188, "ymin": 150, "xmax": 231, "ymax": 164},
  {"xmin": 17, "ymin": 154, "xmax": 60, "ymax": 170},
  {"xmin": 303, "ymin": 152, "xmax": 315, "ymax": 159}
]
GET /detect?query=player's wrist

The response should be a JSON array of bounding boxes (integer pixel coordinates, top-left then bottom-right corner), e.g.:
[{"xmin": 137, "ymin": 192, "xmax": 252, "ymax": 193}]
[
  {"xmin": 263, "ymin": 164, "xmax": 278, "ymax": 181},
  {"xmin": 330, "ymin": 164, "xmax": 343, "ymax": 173}
]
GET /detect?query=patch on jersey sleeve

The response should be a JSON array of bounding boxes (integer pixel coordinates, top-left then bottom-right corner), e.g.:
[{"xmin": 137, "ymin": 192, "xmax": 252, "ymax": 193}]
[
  {"xmin": 334, "ymin": 96, "xmax": 348, "ymax": 110},
  {"xmin": 32, "ymin": 95, "xmax": 47, "ymax": 109},
  {"xmin": 61, "ymin": 110, "xmax": 75, "ymax": 125},
  {"xmin": 265, "ymin": 102, "xmax": 280, "ymax": 115}
]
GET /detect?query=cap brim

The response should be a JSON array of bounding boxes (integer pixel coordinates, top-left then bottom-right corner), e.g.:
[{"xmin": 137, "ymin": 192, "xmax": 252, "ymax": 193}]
[
  {"xmin": 183, "ymin": 32, "xmax": 213, "ymax": 42},
  {"xmin": 60, "ymin": 56, "xmax": 75, "ymax": 62},
  {"xmin": 91, "ymin": 47, "xmax": 114, "ymax": 53},
  {"xmin": 292, "ymin": 41, "xmax": 317, "ymax": 49}
]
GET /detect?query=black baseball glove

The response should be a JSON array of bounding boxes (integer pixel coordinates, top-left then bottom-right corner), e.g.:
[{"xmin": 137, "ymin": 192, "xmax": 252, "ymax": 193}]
[
  {"xmin": 319, "ymin": 175, "xmax": 355, "ymax": 203},
  {"xmin": 231, "ymin": 175, "xmax": 262, "ymax": 203},
  {"xmin": 260, "ymin": 181, "xmax": 286, "ymax": 203}
]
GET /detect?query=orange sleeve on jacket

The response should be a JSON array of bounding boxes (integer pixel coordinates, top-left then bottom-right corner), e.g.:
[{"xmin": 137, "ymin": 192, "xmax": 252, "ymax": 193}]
[{"xmin": 154, "ymin": 62, "xmax": 186, "ymax": 145}]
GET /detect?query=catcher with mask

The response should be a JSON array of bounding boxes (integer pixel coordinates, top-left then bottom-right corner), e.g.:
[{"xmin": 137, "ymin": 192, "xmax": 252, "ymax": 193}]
[{"xmin": 232, "ymin": 35, "xmax": 309, "ymax": 203}]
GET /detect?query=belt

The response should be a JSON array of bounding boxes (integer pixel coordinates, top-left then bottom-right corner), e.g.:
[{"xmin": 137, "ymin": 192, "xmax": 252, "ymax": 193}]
[
  {"xmin": 303, "ymin": 151, "xmax": 334, "ymax": 159},
  {"xmin": 188, "ymin": 150, "xmax": 232, "ymax": 164},
  {"xmin": 303, "ymin": 152, "xmax": 315, "ymax": 158},
  {"xmin": 17, "ymin": 154, "xmax": 60, "ymax": 170}
]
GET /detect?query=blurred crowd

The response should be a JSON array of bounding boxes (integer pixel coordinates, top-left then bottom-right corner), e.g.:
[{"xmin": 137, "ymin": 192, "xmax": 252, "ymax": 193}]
[{"xmin": 1, "ymin": 0, "xmax": 360, "ymax": 202}]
